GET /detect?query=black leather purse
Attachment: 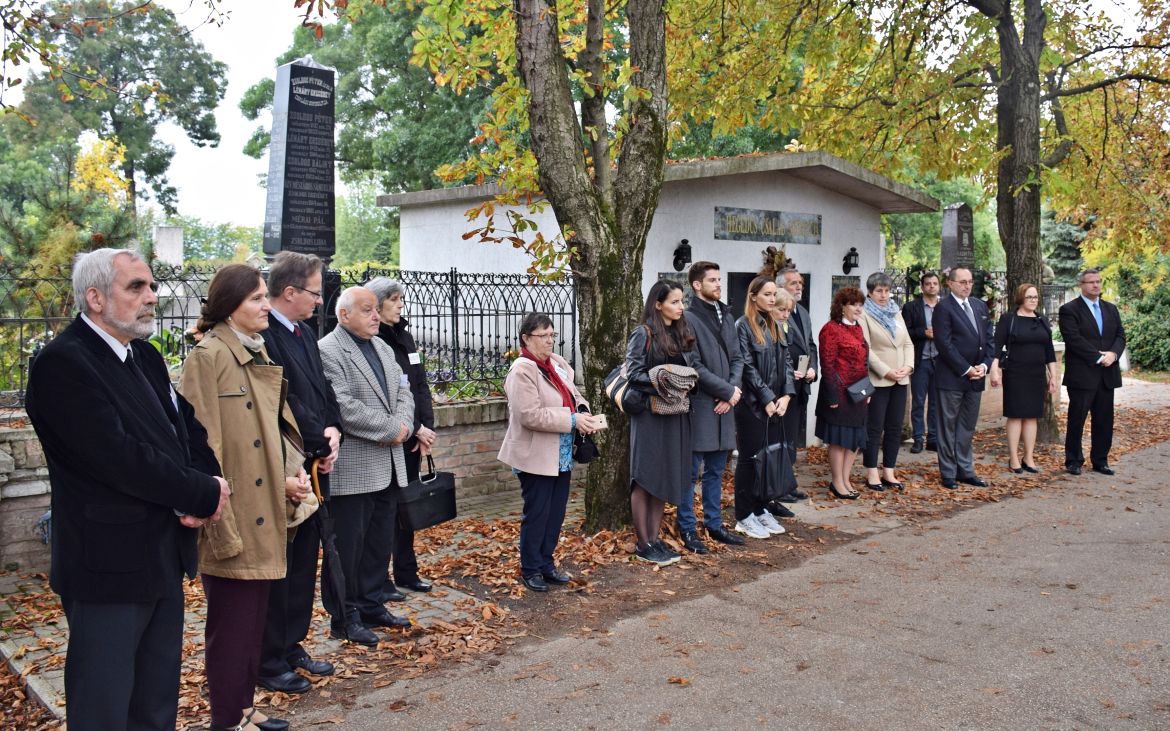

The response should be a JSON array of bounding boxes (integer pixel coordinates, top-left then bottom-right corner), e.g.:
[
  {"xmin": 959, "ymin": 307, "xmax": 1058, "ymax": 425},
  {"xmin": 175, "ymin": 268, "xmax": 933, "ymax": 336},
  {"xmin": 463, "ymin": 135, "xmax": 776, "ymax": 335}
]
[
  {"xmin": 398, "ymin": 455, "xmax": 457, "ymax": 531},
  {"xmin": 846, "ymin": 376, "xmax": 875, "ymax": 403}
]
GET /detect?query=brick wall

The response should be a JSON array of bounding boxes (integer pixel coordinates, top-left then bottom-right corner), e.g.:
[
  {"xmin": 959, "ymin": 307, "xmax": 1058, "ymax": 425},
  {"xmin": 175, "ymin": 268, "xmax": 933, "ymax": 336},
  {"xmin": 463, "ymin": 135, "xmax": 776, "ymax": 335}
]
[{"xmin": 0, "ymin": 425, "xmax": 52, "ymax": 573}]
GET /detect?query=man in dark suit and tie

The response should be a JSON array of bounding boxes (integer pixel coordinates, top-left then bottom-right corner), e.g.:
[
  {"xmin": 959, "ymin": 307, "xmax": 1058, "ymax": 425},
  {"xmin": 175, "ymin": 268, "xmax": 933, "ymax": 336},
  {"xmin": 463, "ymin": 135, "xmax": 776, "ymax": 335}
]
[
  {"xmin": 26, "ymin": 248, "xmax": 228, "ymax": 731},
  {"xmin": 1058, "ymin": 268, "xmax": 1126, "ymax": 475},
  {"xmin": 932, "ymin": 267, "xmax": 995, "ymax": 489},
  {"xmin": 777, "ymin": 267, "xmax": 817, "ymax": 503},
  {"xmin": 257, "ymin": 251, "xmax": 345, "ymax": 692}
]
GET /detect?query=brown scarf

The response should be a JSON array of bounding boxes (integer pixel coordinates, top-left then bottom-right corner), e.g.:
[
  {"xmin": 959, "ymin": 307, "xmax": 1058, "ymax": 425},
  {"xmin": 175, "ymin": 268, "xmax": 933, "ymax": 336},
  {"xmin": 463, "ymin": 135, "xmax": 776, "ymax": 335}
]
[{"xmin": 520, "ymin": 347, "xmax": 573, "ymax": 408}]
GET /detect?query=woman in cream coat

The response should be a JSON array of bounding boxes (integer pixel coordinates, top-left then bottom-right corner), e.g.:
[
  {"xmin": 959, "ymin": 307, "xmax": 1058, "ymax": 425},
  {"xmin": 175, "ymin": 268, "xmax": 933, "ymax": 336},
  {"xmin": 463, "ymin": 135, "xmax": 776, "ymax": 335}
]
[
  {"xmin": 498, "ymin": 313, "xmax": 602, "ymax": 593},
  {"xmin": 859, "ymin": 271, "xmax": 915, "ymax": 492},
  {"xmin": 179, "ymin": 264, "xmax": 307, "ymax": 731}
]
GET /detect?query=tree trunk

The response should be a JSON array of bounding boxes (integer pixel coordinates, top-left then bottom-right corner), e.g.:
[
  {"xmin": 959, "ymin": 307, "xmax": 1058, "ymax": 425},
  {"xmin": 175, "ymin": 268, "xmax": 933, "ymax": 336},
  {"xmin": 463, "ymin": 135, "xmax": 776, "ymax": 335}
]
[
  {"xmin": 978, "ymin": 0, "xmax": 1061, "ymax": 443},
  {"xmin": 514, "ymin": 0, "xmax": 668, "ymax": 530}
]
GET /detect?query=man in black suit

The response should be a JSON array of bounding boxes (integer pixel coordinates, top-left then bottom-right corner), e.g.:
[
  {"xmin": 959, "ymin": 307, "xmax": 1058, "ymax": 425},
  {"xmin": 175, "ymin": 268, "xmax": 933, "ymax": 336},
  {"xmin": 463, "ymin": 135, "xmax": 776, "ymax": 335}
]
[
  {"xmin": 258, "ymin": 251, "xmax": 347, "ymax": 691},
  {"xmin": 902, "ymin": 270, "xmax": 942, "ymax": 453},
  {"xmin": 778, "ymin": 268, "xmax": 818, "ymax": 499},
  {"xmin": 1058, "ymin": 268, "xmax": 1126, "ymax": 475},
  {"xmin": 932, "ymin": 267, "xmax": 995, "ymax": 489},
  {"xmin": 26, "ymin": 248, "xmax": 228, "ymax": 731}
]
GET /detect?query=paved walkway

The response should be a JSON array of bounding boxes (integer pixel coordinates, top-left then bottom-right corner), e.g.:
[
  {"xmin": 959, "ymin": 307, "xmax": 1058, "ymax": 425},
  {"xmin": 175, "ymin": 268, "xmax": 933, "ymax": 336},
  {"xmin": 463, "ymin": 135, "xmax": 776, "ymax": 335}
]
[{"xmin": 2, "ymin": 376, "xmax": 1163, "ymax": 724}]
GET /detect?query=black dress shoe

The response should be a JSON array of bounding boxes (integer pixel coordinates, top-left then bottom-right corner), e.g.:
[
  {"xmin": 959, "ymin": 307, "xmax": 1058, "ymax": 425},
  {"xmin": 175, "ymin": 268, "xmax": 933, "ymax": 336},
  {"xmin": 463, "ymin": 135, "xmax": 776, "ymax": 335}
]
[
  {"xmin": 706, "ymin": 525, "xmax": 746, "ymax": 545},
  {"xmin": 362, "ymin": 610, "xmax": 411, "ymax": 629},
  {"xmin": 290, "ymin": 655, "xmax": 334, "ymax": 676},
  {"xmin": 522, "ymin": 573, "xmax": 549, "ymax": 592},
  {"xmin": 331, "ymin": 622, "xmax": 379, "ymax": 646},
  {"xmin": 253, "ymin": 717, "xmax": 290, "ymax": 731},
  {"xmin": 542, "ymin": 567, "xmax": 572, "ymax": 584},
  {"xmin": 958, "ymin": 475, "xmax": 987, "ymax": 487},
  {"xmin": 399, "ymin": 578, "xmax": 433, "ymax": 593},
  {"xmin": 1066, "ymin": 465, "xmax": 1082, "ymax": 475},
  {"xmin": 940, "ymin": 478, "xmax": 958, "ymax": 489},
  {"xmin": 245, "ymin": 710, "xmax": 290, "ymax": 731},
  {"xmin": 767, "ymin": 501, "xmax": 795, "ymax": 518},
  {"xmin": 910, "ymin": 438, "xmax": 924, "ymax": 454},
  {"xmin": 680, "ymin": 530, "xmax": 709, "ymax": 554},
  {"xmin": 1092, "ymin": 465, "xmax": 1115, "ymax": 476},
  {"xmin": 257, "ymin": 670, "xmax": 311, "ymax": 694},
  {"xmin": 381, "ymin": 586, "xmax": 407, "ymax": 603}
]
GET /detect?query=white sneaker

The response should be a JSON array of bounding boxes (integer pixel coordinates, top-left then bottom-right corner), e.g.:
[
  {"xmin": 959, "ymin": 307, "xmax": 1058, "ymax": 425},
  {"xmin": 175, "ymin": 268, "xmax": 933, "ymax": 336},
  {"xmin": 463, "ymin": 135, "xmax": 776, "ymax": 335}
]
[
  {"xmin": 734, "ymin": 514, "xmax": 770, "ymax": 539},
  {"xmin": 754, "ymin": 510, "xmax": 786, "ymax": 535}
]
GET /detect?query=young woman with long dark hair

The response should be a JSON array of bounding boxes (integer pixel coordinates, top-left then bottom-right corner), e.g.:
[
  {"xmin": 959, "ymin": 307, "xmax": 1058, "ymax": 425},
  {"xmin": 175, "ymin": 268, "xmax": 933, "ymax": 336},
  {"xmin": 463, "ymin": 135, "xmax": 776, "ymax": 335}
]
[{"xmin": 626, "ymin": 280, "xmax": 696, "ymax": 566}]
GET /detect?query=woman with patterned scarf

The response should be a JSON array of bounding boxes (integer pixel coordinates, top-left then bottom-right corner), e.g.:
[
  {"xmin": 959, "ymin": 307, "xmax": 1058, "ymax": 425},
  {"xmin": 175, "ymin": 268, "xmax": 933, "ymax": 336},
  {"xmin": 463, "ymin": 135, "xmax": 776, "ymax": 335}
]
[
  {"xmin": 858, "ymin": 271, "xmax": 916, "ymax": 492},
  {"xmin": 498, "ymin": 313, "xmax": 603, "ymax": 592}
]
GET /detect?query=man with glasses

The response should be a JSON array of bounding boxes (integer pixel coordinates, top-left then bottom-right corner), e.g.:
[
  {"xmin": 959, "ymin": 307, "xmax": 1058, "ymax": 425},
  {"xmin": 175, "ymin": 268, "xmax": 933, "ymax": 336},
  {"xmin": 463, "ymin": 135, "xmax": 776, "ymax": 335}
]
[
  {"xmin": 932, "ymin": 267, "xmax": 995, "ymax": 489},
  {"xmin": 1058, "ymin": 268, "xmax": 1126, "ymax": 476},
  {"xmin": 257, "ymin": 251, "xmax": 347, "ymax": 692}
]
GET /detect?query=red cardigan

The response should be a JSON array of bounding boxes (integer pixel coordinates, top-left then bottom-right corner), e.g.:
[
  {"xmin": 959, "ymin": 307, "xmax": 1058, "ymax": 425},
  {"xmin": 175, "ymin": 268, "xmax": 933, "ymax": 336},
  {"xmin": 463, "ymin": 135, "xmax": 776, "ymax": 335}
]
[{"xmin": 818, "ymin": 320, "xmax": 869, "ymax": 409}]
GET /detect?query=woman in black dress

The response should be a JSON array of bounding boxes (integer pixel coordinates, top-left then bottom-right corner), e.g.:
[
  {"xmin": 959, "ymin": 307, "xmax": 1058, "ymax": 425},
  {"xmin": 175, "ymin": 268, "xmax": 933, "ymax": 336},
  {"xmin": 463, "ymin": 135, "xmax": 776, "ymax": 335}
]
[
  {"xmin": 626, "ymin": 280, "xmax": 696, "ymax": 567},
  {"xmin": 989, "ymin": 283, "xmax": 1058, "ymax": 473}
]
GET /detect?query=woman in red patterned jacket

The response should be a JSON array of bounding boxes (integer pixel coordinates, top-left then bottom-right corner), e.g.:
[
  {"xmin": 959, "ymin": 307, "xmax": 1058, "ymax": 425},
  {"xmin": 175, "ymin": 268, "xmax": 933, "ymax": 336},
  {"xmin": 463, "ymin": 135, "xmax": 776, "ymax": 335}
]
[{"xmin": 815, "ymin": 287, "xmax": 869, "ymax": 499}]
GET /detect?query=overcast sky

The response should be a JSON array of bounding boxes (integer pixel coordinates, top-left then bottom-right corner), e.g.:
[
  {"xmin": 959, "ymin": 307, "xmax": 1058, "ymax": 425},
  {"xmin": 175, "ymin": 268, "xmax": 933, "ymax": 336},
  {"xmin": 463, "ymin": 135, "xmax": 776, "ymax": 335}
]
[{"xmin": 157, "ymin": 0, "xmax": 329, "ymax": 227}]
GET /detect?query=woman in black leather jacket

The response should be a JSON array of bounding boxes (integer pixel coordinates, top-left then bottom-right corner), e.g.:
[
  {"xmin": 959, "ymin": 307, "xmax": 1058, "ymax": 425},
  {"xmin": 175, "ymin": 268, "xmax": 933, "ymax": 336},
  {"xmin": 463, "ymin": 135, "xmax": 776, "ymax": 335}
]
[
  {"xmin": 626, "ymin": 280, "xmax": 696, "ymax": 567},
  {"xmin": 733, "ymin": 276, "xmax": 796, "ymax": 540}
]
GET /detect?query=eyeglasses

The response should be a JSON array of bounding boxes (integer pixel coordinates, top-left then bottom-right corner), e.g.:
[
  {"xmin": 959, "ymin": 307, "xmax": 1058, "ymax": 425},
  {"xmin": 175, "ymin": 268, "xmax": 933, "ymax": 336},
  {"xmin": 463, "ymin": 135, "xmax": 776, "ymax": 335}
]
[
  {"xmin": 1024, "ymin": 295, "xmax": 1040, "ymax": 300},
  {"xmin": 293, "ymin": 285, "xmax": 323, "ymax": 300},
  {"xmin": 529, "ymin": 332, "xmax": 557, "ymax": 341},
  {"xmin": 952, "ymin": 280, "xmax": 973, "ymax": 285}
]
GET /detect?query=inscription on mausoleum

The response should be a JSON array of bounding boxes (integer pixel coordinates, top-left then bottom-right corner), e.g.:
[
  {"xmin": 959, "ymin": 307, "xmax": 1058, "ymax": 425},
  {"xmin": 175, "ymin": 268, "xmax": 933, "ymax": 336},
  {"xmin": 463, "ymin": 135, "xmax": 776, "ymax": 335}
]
[{"xmin": 714, "ymin": 206, "xmax": 822, "ymax": 245}]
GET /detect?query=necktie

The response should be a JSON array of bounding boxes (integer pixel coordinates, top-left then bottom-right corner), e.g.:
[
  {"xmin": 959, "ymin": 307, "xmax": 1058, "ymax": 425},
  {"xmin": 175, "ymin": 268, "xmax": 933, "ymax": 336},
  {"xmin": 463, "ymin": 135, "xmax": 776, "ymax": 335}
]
[
  {"xmin": 126, "ymin": 350, "xmax": 176, "ymax": 434},
  {"xmin": 291, "ymin": 322, "xmax": 311, "ymax": 359},
  {"xmin": 962, "ymin": 300, "xmax": 977, "ymax": 330},
  {"xmin": 1092, "ymin": 301, "xmax": 1103, "ymax": 335}
]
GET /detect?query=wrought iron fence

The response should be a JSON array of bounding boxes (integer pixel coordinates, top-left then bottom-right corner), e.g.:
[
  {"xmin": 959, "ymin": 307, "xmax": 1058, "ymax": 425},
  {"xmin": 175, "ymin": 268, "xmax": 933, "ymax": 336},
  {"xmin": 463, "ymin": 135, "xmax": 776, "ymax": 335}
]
[
  {"xmin": 883, "ymin": 267, "xmax": 1014, "ymax": 318},
  {"xmin": 0, "ymin": 262, "xmax": 576, "ymax": 408}
]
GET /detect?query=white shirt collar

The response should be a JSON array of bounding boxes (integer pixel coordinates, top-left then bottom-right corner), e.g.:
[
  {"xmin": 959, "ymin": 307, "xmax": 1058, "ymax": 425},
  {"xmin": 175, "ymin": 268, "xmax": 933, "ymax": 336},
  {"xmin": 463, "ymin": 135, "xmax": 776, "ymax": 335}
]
[
  {"xmin": 80, "ymin": 313, "xmax": 130, "ymax": 362},
  {"xmin": 269, "ymin": 307, "xmax": 297, "ymax": 332},
  {"xmin": 951, "ymin": 293, "xmax": 968, "ymax": 306},
  {"xmin": 1080, "ymin": 294, "xmax": 1100, "ymax": 307}
]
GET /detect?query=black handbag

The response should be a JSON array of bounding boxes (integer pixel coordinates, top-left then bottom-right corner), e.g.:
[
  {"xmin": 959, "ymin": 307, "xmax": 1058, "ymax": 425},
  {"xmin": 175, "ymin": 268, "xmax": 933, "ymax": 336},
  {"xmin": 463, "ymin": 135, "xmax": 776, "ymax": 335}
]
[
  {"xmin": 603, "ymin": 363, "xmax": 649, "ymax": 415},
  {"xmin": 846, "ymin": 376, "xmax": 875, "ymax": 403},
  {"xmin": 573, "ymin": 431, "xmax": 599, "ymax": 464},
  {"xmin": 753, "ymin": 416, "xmax": 797, "ymax": 502},
  {"xmin": 397, "ymin": 455, "xmax": 457, "ymax": 531}
]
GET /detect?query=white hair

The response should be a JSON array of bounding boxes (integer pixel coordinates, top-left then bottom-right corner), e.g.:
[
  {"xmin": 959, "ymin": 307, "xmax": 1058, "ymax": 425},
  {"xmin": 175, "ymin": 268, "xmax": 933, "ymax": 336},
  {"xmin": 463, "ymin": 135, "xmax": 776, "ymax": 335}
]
[
  {"xmin": 335, "ymin": 286, "xmax": 371, "ymax": 319},
  {"xmin": 72, "ymin": 248, "xmax": 145, "ymax": 314}
]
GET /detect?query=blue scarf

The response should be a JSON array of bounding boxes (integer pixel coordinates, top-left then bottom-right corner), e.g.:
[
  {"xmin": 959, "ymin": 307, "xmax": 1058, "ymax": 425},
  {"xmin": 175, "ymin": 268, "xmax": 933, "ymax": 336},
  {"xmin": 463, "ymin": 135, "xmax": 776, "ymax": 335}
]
[{"xmin": 864, "ymin": 296, "xmax": 900, "ymax": 337}]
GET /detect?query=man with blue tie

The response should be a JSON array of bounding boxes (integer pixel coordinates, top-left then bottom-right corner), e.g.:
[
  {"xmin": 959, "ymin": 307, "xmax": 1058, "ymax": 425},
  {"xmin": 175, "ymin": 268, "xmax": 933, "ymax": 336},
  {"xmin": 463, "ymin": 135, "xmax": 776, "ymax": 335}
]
[
  {"xmin": 932, "ymin": 267, "xmax": 995, "ymax": 489},
  {"xmin": 1058, "ymin": 268, "xmax": 1126, "ymax": 476}
]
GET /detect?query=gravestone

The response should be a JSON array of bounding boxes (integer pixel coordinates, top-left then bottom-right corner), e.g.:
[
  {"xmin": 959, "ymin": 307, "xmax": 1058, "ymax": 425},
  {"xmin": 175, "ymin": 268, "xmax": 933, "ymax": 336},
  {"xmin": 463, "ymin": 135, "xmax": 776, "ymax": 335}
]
[
  {"xmin": 262, "ymin": 56, "xmax": 336, "ymax": 260},
  {"xmin": 940, "ymin": 202, "xmax": 974, "ymax": 271}
]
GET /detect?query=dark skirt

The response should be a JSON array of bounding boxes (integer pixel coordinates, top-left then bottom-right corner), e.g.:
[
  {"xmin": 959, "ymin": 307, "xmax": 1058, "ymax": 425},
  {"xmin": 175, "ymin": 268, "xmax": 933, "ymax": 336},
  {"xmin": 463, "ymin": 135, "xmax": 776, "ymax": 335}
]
[
  {"xmin": 1002, "ymin": 366, "xmax": 1048, "ymax": 419},
  {"xmin": 815, "ymin": 420, "xmax": 867, "ymax": 451},
  {"xmin": 629, "ymin": 409, "xmax": 690, "ymax": 506}
]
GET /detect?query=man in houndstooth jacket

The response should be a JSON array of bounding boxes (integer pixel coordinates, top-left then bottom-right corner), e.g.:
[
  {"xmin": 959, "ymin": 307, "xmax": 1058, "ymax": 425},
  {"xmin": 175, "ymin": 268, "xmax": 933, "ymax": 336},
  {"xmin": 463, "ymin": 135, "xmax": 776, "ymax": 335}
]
[{"xmin": 319, "ymin": 286, "xmax": 415, "ymax": 644}]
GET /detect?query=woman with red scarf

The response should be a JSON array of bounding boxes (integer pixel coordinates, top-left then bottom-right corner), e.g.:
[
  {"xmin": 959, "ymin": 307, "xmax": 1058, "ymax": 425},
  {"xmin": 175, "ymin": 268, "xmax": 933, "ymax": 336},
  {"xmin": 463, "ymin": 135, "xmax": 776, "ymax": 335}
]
[{"xmin": 498, "ymin": 313, "xmax": 602, "ymax": 592}]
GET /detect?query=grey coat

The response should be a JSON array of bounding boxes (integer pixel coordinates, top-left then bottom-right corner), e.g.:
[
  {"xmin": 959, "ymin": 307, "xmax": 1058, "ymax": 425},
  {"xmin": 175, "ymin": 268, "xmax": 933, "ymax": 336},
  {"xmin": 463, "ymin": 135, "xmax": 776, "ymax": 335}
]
[
  {"xmin": 684, "ymin": 298, "xmax": 744, "ymax": 451},
  {"xmin": 319, "ymin": 327, "xmax": 415, "ymax": 496}
]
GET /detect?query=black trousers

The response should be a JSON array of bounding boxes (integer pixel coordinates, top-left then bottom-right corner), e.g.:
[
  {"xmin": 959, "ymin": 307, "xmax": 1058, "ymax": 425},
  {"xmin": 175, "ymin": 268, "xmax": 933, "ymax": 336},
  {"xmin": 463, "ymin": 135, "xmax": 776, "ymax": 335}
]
[
  {"xmin": 61, "ymin": 591, "xmax": 184, "ymax": 731},
  {"xmin": 329, "ymin": 483, "xmax": 397, "ymax": 627},
  {"xmin": 863, "ymin": 384, "xmax": 908, "ymax": 469},
  {"xmin": 1065, "ymin": 385, "xmax": 1115, "ymax": 469},
  {"xmin": 389, "ymin": 448, "xmax": 422, "ymax": 585},
  {"xmin": 733, "ymin": 407, "xmax": 784, "ymax": 521},
  {"xmin": 518, "ymin": 470, "xmax": 572, "ymax": 576},
  {"xmin": 258, "ymin": 514, "xmax": 321, "ymax": 677}
]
